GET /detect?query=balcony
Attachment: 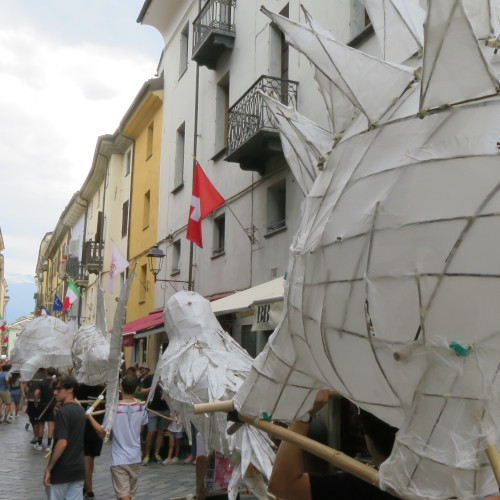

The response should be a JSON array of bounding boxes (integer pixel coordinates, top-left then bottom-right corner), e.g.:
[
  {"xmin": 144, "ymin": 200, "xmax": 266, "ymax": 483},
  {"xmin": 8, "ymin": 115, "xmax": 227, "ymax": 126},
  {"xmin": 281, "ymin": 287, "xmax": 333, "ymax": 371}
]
[
  {"xmin": 192, "ymin": 0, "xmax": 236, "ymax": 69},
  {"xmin": 82, "ymin": 240, "xmax": 104, "ymax": 275},
  {"xmin": 225, "ymin": 75, "xmax": 298, "ymax": 174},
  {"xmin": 66, "ymin": 257, "xmax": 89, "ymax": 286}
]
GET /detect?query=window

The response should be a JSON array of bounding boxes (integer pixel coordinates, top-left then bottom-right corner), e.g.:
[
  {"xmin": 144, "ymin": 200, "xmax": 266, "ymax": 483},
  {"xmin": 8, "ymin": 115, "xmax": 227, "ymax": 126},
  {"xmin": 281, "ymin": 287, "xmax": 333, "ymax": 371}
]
[
  {"xmin": 174, "ymin": 123, "xmax": 185, "ymax": 191},
  {"xmin": 122, "ymin": 200, "xmax": 129, "ymax": 238},
  {"xmin": 266, "ymin": 179, "xmax": 286, "ymax": 234},
  {"xmin": 143, "ymin": 190, "xmax": 150, "ymax": 229},
  {"xmin": 125, "ymin": 148, "xmax": 132, "ymax": 176},
  {"xmin": 179, "ymin": 23, "xmax": 189, "ymax": 77},
  {"xmin": 146, "ymin": 121, "xmax": 154, "ymax": 159},
  {"xmin": 171, "ymin": 240, "xmax": 181, "ymax": 274},
  {"xmin": 215, "ymin": 73, "xmax": 230, "ymax": 152},
  {"xmin": 139, "ymin": 263, "xmax": 147, "ymax": 302},
  {"xmin": 213, "ymin": 214, "xmax": 225, "ymax": 256},
  {"xmin": 270, "ymin": 4, "xmax": 289, "ymax": 103}
]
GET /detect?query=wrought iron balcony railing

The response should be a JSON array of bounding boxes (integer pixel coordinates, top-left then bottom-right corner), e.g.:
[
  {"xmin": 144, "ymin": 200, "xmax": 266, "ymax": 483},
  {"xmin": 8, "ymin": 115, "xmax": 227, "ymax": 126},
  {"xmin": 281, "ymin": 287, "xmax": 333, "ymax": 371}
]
[
  {"xmin": 192, "ymin": 0, "xmax": 236, "ymax": 69},
  {"xmin": 66, "ymin": 257, "xmax": 89, "ymax": 284},
  {"xmin": 82, "ymin": 240, "xmax": 104, "ymax": 274},
  {"xmin": 225, "ymin": 75, "xmax": 298, "ymax": 172}
]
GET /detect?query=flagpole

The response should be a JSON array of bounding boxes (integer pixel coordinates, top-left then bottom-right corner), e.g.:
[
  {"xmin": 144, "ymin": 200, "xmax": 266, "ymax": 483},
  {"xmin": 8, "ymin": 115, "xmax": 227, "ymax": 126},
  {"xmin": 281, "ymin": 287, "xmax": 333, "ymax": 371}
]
[{"xmin": 188, "ymin": 3, "xmax": 201, "ymax": 293}]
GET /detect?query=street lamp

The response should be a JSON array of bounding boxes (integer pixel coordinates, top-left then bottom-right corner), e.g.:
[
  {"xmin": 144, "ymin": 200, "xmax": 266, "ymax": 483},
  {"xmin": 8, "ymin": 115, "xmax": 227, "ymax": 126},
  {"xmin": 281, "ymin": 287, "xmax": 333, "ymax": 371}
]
[
  {"xmin": 147, "ymin": 245, "xmax": 165, "ymax": 281},
  {"xmin": 147, "ymin": 245, "xmax": 192, "ymax": 287}
]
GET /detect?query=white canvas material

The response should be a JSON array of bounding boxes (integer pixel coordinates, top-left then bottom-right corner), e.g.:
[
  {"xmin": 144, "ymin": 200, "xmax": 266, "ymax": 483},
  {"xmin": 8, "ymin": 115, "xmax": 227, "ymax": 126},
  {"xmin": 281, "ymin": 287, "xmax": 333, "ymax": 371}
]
[
  {"xmin": 361, "ymin": 0, "xmax": 425, "ymax": 63},
  {"xmin": 71, "ymin": 287, "xmax": 111, "ymax": 386},
  {"xmin": 10, "ymin": 316, "xmax": 74, "ymax": 381},
  {"xmin": 157, "ymin": 291, "xmax": 274, "ymax": 500},
  {"xmin": 234, "ymin": 2, "xmax": 500, "ymax": 499}
]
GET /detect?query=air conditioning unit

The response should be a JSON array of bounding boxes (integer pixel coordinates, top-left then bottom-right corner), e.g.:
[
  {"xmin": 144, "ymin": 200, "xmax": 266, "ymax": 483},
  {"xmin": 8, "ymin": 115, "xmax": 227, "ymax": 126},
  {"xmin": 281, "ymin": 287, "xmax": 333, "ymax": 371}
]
[{"xmin": 69, "ymin": 239, "xmax": 80, "ymax": 256}]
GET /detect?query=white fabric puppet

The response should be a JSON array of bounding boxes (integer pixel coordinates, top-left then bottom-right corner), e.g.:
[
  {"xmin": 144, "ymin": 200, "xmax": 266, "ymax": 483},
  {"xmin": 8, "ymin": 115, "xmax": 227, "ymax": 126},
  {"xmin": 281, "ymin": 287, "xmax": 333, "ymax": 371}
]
[{"xmin": 158, "ymin": 291, "xmax": 274, "ymax": 500}]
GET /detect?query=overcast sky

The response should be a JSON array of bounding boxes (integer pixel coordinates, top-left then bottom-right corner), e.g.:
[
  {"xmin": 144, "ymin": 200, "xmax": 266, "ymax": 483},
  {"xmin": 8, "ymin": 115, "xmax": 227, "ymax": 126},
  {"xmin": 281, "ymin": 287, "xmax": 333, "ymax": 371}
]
[{"xmin": 0, "ymin": 0, "xmax": 163, "ymax": 288}]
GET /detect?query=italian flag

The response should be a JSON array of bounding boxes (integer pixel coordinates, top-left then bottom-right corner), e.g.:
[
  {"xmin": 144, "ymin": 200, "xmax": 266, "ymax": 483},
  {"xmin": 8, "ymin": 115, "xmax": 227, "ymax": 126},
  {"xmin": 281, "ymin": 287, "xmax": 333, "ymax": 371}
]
[
  {"xmin": 0, "ymin": 314, "xmax": 5, "ymax": 332},
  {"xmin": 62, "ymin": 279, "xmax": 80, "ymax": 311}
]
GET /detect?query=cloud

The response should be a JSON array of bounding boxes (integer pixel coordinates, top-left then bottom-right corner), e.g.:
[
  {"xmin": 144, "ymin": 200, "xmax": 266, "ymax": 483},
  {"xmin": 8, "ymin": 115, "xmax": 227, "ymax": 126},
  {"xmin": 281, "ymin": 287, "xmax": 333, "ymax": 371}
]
[{"xmin": 0, "ymin": 0, "xmax": 162, "ymax": 278}]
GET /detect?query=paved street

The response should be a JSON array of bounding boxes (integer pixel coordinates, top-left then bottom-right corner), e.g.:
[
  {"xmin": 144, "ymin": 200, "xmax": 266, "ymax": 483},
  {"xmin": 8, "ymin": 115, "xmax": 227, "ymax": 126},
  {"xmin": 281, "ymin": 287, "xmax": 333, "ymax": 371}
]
[{"xmin": 0, "ymin": 413, "xmax": 198, "ymax": 500}]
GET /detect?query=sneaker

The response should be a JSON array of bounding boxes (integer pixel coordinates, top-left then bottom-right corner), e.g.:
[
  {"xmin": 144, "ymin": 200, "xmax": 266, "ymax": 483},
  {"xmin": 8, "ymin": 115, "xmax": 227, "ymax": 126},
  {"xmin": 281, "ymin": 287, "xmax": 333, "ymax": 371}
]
[
  {"xmin": 153, "ymin": 454, "xmax": 162, "ymax": 463},
  {"xmin": 171, "ymin": 457, "xmax": 179, "ymax": 464},
  {"xmin": 6, "ymin": 416, "xmax": 13, "ymax": 423},
  {"xmin": 84, "ymin": 492, "xmax": 95, "ymax": 499},
  {"xmin": 30, "ymin": 438, "xmax": 38, "ymax": 444},
  {"xmin": 45, "ymin": 444, "xmax": 52, "ymax": 452},
  {"xmin": 162, "ymin": 458, "xmax": 172, "ymax": 466},
  {"xmin": 184, "ymin": 455, "xmax": 195, "ymax": 464},
  {"xmin": 33, "ymin": 443, "xmax": 43, "ymax": 451},
  {"xmin": 141, "ymin": 457, "xmax": 150, "ymax": 466}
]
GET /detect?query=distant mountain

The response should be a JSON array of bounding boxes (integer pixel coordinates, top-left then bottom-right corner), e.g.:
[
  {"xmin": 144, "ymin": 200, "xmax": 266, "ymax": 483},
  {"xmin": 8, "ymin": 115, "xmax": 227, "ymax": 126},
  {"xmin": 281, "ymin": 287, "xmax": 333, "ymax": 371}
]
[{"xmin": 5, "ymin": 278, "xmax": 37, "ymax": 323}]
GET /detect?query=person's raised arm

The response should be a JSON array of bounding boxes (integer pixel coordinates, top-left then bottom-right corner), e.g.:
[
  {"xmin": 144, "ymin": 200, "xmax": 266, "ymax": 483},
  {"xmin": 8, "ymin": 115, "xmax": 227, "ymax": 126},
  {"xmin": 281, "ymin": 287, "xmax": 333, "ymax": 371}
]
[{"xmin": 268, "ymin": 390, "xmax": 332, "ymax": 500}]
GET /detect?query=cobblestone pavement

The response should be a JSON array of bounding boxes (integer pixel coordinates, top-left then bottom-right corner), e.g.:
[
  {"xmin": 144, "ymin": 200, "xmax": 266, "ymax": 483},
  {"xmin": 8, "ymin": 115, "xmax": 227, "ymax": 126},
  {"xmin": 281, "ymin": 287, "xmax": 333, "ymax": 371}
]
[
  {"xmin": 0, "ymin": 413, "xmax": 261, "ymax": 500},
  {"xmin": 0, "ymin": 413, "xmax": 196, "ymax": 500}
]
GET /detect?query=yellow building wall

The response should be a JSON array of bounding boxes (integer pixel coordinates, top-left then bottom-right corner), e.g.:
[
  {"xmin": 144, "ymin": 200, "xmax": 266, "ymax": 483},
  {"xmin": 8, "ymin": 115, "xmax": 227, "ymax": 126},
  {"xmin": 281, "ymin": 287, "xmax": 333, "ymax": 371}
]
[{"xmin": 125, "ymin": 93, "xmax": 163, "ymax": 326}]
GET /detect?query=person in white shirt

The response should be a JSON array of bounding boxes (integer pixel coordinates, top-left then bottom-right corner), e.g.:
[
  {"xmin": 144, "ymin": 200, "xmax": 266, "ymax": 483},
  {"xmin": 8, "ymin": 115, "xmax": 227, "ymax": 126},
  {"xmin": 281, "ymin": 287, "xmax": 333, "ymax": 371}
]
[{"xmin": 87, "ymin": 376, "xmax": 147, "ymax": 500}]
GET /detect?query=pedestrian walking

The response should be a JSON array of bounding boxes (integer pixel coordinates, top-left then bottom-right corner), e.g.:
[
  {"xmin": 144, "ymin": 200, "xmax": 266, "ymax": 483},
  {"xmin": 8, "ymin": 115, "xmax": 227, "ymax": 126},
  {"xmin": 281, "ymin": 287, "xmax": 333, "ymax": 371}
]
[
  {"xmin": 141, "ymin": 384, "xmax": 169, "ymax": 465},
  {"xmin": 34, "ymin": 367, "xmax": 57, "ymax": 450},
  {"xmin": 0, "ymin": 363, "xmax": 12, "ymax": 423},
  {"xmin": 26, "ymin": 368, "xmax": 45, "ymax": 443},
  {"xmin": 9, "ymin": 370, "xmax": 23, "ymax": 417},
  {"xmin": 43, "ymin": 375, "xmax": 86, "ymax": 500},
  {"xmin": 86, "ymin": 375, "xmax": 148, "ymax": 500},
  {"xmin": 162, "ymin": 410, "xmax": 183, "ymax": 465}
]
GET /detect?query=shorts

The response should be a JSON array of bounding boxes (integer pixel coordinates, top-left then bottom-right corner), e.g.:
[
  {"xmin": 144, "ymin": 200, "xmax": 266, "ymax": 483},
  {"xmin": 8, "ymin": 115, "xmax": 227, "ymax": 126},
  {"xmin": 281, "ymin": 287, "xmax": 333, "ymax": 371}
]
[
  {"xmin": 147, "ymin": 410, "xmax": 170, "ymax": 432},
  {"xmin": 110, "ymin": 464, "xmax": 140, "ymax": 499},
  {"xmin": 27, "ymin": 401, "xmax": 41, "ymax": 425},
  {"xmin": 169, "ymin": 431, "xmax": 183, "ymax": 439},
  {"xmin": 0, "ymin": 390, "xmax": 11, "ymax": 405},
  {"xmin": 84, "ymin": 417, "xmax": 104, "ymax": 457},
  {"xmin": 10, "ymin": 389, "xmax": 21, "ymax": 404},
  {"xmin": 38, "ymin": 406, "xmax": 55, "ymax": 423},
  {"xmin": 45, "ymin": 480, "xmax": 84, "ymax": 500}
]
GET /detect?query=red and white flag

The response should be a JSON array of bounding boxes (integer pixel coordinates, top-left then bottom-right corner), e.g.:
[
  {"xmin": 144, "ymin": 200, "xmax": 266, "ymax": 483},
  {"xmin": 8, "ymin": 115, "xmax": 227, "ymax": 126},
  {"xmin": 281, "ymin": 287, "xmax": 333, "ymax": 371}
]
[
  {"xmin": 187, "ymin": 162, "xmax": 225, "ymax": 248},
  {"xmin": 107, "ymin": 243, "xmax": 129, "ymax": 293}
]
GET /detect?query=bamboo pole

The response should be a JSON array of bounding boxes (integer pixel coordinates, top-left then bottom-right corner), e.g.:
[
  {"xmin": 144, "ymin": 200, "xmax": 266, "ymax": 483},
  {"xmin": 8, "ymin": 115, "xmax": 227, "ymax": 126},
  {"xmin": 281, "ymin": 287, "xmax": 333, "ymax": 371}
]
[
  {"xmin": 486, "ymin": 444, "xmax": 500, "ymax": 490},
  {"xmin": 192, "ymin": 401, "xmax": 379, "ymax": 487},
  {"xmin": 36, "ymin": 395, "xmax": 55, "ymax": 422},
  {"xmin": 193, "ymin": 400, "xmax": 234, "ymax": 414},
  {"xmin": 84, "ymin": 386, "xmax": 107, "ymax": 415},
  {"xmin": 147, "ymin": 408, "xmax": 176, "ymax": 422}
]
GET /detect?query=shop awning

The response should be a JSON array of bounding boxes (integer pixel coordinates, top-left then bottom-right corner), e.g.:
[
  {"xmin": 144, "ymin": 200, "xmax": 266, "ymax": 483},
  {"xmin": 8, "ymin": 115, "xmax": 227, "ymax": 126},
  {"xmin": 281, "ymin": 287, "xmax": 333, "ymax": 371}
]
[
  {"xmin": 122, "ymin": 309, "xmax": 164, "ymax": 335},
  {"xmin": 211, "ymin": 277, "xmax": 285, "ymax": 316}
]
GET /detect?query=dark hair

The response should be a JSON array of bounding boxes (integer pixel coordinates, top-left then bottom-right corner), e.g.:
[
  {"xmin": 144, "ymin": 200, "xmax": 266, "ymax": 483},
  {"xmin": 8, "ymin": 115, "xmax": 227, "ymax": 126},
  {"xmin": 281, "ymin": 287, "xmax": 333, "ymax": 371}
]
[
  {"xmin": 46, "ymin": 367, "xmax": 57, "ymax": 377},
  {"xmin": 358, "ymin": 409, "xmax": 397, "ymax": 458},
  {"xmin": 121, "ymin": 375, "xmax": 138, "ymax": 395},
  {"xmin": 1, "ymin": 364, "xmax": 10, "ymax": 372},
  {"xmin": 54, "ymin": 375, "xmax": 78, "ymax": 393}
]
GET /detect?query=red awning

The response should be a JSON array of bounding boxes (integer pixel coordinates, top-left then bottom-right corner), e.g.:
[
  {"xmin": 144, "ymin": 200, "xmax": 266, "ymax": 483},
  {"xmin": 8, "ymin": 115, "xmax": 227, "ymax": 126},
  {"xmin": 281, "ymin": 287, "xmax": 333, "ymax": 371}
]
[{"xmin": 122, "ymin": 309, "xmax": 164, "ymax": 335}]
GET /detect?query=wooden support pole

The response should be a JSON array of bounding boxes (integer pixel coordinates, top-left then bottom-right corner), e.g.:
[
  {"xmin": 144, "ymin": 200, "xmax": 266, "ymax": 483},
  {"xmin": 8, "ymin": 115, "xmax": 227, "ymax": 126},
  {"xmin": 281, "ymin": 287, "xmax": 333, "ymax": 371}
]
[
  {"xmin": 147, "ymin": 408, "xmax": 176, "ymax": 422},
  {"xmin": 192, "ymin": 400, "xmax": 378, "ymax": 487},
  {"xmin": 486, "ymin": 444, "xmax": 500, "ymax": 490},
  {"xmin": 193, "ymin": 400, "xmax": 234, "ymax": 414}
]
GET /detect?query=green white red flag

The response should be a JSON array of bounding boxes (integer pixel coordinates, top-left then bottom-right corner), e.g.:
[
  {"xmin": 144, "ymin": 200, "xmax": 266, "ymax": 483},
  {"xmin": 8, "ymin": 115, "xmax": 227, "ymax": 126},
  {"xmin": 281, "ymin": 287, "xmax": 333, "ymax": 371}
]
[{"xmin": 63, "ymin": 279, "xmax": 80, "ymax": 311}]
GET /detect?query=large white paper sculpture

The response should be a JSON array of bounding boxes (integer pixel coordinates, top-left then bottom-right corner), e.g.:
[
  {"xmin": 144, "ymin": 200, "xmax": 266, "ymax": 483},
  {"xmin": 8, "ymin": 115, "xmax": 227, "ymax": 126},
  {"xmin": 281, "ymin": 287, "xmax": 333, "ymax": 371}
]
[
  {"xmin": 158, "ymin": 291, "xmax": 274, "ymax": 500},
  {"xmin": 72, "ymin": 287, "xmax": 111, "ymax": 386},
  {"xmin": 10, "ymin": 316, "xmax": 74, "ymax": 381},
  {"xmin": 234, "ymin": 2, "xmax": 500, "ymax": 498}
]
